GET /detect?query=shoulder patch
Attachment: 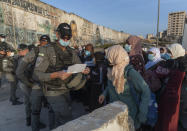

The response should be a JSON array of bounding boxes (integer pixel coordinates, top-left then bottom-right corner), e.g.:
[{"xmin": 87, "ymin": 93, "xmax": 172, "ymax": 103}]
[
  {"xmin": 35, "ymin": 56, "xmax": 44, "ymax": 67},
  {"xmin": 38, "ymin": 53, "xmax": 44, "ymax": 56}
]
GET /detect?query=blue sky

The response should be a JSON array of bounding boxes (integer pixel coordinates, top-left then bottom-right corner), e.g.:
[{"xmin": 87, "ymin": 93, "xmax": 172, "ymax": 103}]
[{"xmin": 41, "ymin": 0, "xmax": 187, "ymax": 37}]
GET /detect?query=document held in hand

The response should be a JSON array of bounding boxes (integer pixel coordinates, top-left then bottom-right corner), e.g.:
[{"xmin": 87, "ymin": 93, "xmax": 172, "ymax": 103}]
[{"xmin": 67, "ymin": 64, "xmax": 87, "ymax": 73}]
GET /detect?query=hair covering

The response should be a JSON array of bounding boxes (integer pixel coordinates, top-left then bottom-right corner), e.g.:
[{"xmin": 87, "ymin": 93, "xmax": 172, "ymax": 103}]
[
  {"xmin": 106, "ymin": 45, "xmax": 129, "ymax": 94},
  {"xmin": 126, "ymin": 35, "xmax": 142, "ymax": 56},
  {"xmin": 145, "ymin": 47, "xmax": 162, "ymax": 70},
  {"xmin": 168, "ymin": 43, "xmax": 185, "ymax": 59}
]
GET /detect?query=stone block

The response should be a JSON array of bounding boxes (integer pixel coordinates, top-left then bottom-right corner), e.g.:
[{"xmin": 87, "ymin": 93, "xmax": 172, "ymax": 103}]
[{"xmin": 53, "ymin": 101, "xmax": 135, "ymax": 131}]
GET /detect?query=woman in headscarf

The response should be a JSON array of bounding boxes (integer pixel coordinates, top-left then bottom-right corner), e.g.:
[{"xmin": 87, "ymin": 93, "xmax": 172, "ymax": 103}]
[
  {"xmin": 125, "ymin": 36, "xmax": 145, "ymax": 76},
  {"xmin": 155, "ymin": 43, "xmax": 185, "ymax": 131},
  {"xmin": 99, "ymin": 45, "xmax": 150, "ymax": 130},
  {"xmin": 145, "ymin": 47, "xmax": 163, "ymax": 70}
]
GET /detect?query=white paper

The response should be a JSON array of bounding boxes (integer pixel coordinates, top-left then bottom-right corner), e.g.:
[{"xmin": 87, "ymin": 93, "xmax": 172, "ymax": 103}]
[{"xmin": 67, "ymin": 64, "xmax": 87, "ymax": 73}]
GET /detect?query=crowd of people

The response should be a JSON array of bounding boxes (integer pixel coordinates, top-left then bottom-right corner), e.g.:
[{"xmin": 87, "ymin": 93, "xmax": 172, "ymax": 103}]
[{"xmin": 0, "ymin": 22, "xmax": 187, "ymax": 131}]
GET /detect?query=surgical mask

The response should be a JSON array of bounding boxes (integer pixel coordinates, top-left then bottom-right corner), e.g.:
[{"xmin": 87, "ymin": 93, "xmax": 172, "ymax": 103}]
[
  {"xmin": 162, "ymin": 53, "xmax": 171, "ymax": 60},
  {"xmin": 148, "ymin": 54, "xmax": 155, "ymax": 61},
  {"xmin": 124, "ymin": 44, "xmax": 131, "ymax": 53},
  {"xmin": 59, "ymin": 39, "xmax": 70, "ymax": 47},
  {"xmin": 160, "ymin": 53, "xmax": 164, "ymax": 57},
  {"xmin": 10, "ymin": 52, "xmax": 14, "ymax": 57},
  {"xmin": 1, "ymin": 38, "xmax": 5, "ymax": 42},
  {"xmin": 85, "ymin": 50, "xmax": 91, "ymax": 56}
]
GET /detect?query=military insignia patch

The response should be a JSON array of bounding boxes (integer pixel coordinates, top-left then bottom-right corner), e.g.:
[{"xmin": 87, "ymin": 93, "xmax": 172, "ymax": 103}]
[
  {"xmin": 38, "ymin": 53, "xmax": 44, "ymax": 56},
  {"xmin": 35, "ymin": 57, "xmax": 44, "ymax": 67}
]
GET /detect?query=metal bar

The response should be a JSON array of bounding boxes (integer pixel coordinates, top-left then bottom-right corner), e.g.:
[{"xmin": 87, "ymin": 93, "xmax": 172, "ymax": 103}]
[{"xmin": 156, "ymin": 0, "xmax": 160, "ymax": 47}]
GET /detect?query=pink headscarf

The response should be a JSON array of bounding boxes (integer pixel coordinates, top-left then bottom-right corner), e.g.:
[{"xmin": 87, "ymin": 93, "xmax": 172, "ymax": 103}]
[
  {"xmin": 126, "ymin": 36, "xmax": 142, "ymax": 56},
  {"xmin": 106, "ymin": 45, "xmax": 130, "ymax": 94}
]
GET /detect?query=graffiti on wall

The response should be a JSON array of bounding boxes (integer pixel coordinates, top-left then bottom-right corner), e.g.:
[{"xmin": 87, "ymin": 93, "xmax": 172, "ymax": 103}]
[
  {"xmin": 38, "ymin": 20, "xmax": 52, "ymax": 34},
  {"xmin": 70, "ymin": 20, "xmax": 78, "ymax": 46},
  {"xmin": 3, "ymin": 5, "xmax": 13, "ymax": 25},
  {"xmin": 4, "ymin": 25, "xmax": 37, "ymax": 45},
  {"xmin": 0, "ymin": 6, "xmax": 4, "ymax": 24},
  {"xmin": 0, "ymin": 0, "xmax": 49, "ymax": 17},
  {"xmin": 96, "ymin": 27, "xmax": 102, "ymax": 44}
]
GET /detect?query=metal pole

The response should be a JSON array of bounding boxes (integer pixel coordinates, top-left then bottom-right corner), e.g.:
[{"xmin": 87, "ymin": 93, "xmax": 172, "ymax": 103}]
[{"xmin": 156, "ymin": 0, "xmax": 160, "ymax": 47}]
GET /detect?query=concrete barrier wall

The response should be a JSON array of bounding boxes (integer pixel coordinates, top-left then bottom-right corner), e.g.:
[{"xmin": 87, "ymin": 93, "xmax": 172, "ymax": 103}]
[
  {"xmin": 0, "ymin": 0, "xmax": 130, "ymax": 48},
  {"xmin": 53, "ymin": 101, "xmax": 135, "ymax": 131}
]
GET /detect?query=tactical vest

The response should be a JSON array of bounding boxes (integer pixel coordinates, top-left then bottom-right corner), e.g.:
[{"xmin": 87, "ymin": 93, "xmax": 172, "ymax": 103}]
[{"xmin": 45, "ymin": 44, "xmax": 74, "ymax": 87}]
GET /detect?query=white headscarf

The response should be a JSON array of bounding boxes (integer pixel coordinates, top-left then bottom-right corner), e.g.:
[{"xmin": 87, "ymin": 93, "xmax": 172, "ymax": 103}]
[
  {"xmin": 106, "ymin": 45, "xmax": 129, "ymax": 94},
  {"xmin": 145, "ymin": 47, "xmax": 162, "ymax": 70},
  {"xmin": 168, "ymin": 43, "xmax": 185, "ymax": 59}
]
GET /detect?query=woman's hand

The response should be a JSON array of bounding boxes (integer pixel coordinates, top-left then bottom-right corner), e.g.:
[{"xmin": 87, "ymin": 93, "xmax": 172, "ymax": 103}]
[
  {"xmin": 98, "ymin": 95, "xmax": 105, "ymax": 104},
  {"xmin": 82, "ymin": 67, "xmax": 90, "ymax": 75}
]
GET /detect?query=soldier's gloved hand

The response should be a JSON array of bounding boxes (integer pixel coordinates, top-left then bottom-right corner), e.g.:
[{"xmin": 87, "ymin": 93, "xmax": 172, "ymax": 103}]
[{"xmin": 58, "ymin": 71, "xmax": 72, "ymax": 80}]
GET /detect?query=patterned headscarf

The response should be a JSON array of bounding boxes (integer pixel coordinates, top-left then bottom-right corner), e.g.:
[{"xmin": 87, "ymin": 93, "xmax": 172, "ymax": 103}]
[
  {"xmin": 126, "ymin": 36, "xmax": 142, "ymax": 56},
  {"xmin": 106, "ymin": 45, "xmax": 129, "ymax": 94},
  {"xmin": 145, "ymin": 47, "xmax": 162, "ymax": 70}
]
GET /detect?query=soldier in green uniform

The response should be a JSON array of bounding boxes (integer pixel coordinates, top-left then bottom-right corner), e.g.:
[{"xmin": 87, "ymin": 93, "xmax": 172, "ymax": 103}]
[{"xmin": 33, "ymin": 23, "xmax": 89, "ymax": 130}]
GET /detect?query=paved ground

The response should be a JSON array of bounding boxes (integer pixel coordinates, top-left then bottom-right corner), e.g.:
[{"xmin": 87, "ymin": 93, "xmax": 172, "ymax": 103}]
[{"xmin": 0, "ymin": 81, "xmax": 88, "ymax": 131}]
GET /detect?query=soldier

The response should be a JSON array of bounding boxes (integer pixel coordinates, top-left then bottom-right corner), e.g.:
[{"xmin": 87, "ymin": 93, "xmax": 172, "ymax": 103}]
[
  {"xmin": 2, "ymin": 46, "xmax": 22, "ymax": 105},
  {"xmin": 0, "ymin": 34, "xmax": 15, "ymax": 51},
  {"xmin": 0, "ymin": 46, "xmax": 7, "ymax": 88},
  {"xmin": 16, "ymin": 44, "xmax": 32, "ymax": 126},
  {"xmin": 32, "ymin": 23, "xmax": 89, "ymax": 130},
  {"xmin": 16, "ymin": 35, "xmax": 50, "ymax": 129}
]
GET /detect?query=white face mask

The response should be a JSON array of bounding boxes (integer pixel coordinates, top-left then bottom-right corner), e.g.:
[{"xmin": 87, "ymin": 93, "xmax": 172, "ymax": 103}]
[
  {"xmin": 1, "ymin": 38, "xmax": 5, "ymax": 42},
  {"xmin": 10, "ymin": 52, "xmax": 14, "ymax": 57}
]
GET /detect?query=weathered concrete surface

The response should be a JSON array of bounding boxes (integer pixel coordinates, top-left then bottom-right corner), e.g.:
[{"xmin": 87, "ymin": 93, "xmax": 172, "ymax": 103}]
[
  {"xmin": 53, "ymin": 101, "xmax": 135, "ymax": 131},
  {"xmin": 0, "ymin": 82, "xmax": 88, "ymax": 131},
  {"xmin": 0, "ymin": 0, "xmax": 130, "ymax": 47}
]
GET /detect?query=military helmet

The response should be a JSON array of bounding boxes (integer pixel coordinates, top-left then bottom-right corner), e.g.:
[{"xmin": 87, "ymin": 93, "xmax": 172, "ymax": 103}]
[
  {"xmin": 56, "ymin": 23, "xmax": 72, "ymax": 40},
  {"xmin": 39, "ymin": 35, "xmax": 51, "ymax": 42},
  {"xmin": 18, "ymin": 44, "xmax": 28, "ymax": 51},
  {"xmin": 0, "ymin": 34, "xmax": 6, "ymax": 38},
  {"xmin": 0, "ymin": 45, "xmax": 6, "ymax": 52}
]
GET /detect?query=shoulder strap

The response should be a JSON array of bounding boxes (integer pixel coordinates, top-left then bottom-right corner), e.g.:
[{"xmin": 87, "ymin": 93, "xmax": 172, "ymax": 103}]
[
  {"xmin": 32, "ymin": 47, "xmax": 39, "ymax": 66},
  {"xmin": 66, "ymin": 46, "xmax": 73, "ymax": 56}
]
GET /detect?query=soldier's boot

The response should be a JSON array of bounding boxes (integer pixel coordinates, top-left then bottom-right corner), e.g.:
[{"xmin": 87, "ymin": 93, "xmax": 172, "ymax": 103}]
[
  {"xmin": 39, "ymin": 122, "xmax": 46, "ymax": 129},
  {"xmin": 12, "ymin": 100, "xmax": 23, "ymax": 105},
  {"xmin": 10, "ymin": 85, "xmax": 23, "ymax": 105},
  {"xmin": 26, "ymin": 117, "xmax": 31, "ymax": 126},
  {"xmin": 31, "ymin": 112, "xmax": 40, "ymax": 131},
  {"xmin": 48, "ymin": 109, "xmax": 55, "ymax": 130}
]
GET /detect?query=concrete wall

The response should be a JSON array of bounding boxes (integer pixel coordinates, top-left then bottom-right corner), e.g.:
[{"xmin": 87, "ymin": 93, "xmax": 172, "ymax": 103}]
[
  {"xmin": 0, "ymin": 0, "xmax": 130, "ymax": 48},
  {"xmin": 53, "ymin": 101, "xmax": 135, "ymax": 131}
]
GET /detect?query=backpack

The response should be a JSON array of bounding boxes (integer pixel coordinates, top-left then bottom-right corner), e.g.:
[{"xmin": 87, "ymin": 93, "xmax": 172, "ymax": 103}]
[{"xmin": 125, "ymin": 67, "xmax": 158, "ymax": 127}]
